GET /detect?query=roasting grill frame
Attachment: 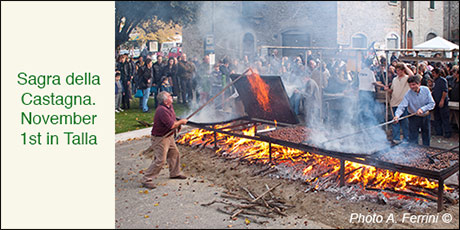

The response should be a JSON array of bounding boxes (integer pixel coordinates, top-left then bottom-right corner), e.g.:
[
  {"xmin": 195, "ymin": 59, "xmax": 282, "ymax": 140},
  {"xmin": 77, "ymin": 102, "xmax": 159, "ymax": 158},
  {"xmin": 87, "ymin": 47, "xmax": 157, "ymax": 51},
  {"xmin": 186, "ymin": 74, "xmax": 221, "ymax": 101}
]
[{"xmin": 183, "ymin": 117, "xmax": 459, "ymax": 212}]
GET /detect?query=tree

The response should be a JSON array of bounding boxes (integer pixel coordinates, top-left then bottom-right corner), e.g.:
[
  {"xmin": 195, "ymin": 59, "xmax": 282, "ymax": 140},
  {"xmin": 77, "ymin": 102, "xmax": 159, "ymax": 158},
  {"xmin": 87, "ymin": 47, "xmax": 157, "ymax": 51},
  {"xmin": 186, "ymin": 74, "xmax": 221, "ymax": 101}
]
[
  {"xmin": 135, "ymin": 17, "xmax": 182, "ymax": 45},
  {"xmin": 115, "ymin": 1, "xmax": 201, "ymax": 49}
]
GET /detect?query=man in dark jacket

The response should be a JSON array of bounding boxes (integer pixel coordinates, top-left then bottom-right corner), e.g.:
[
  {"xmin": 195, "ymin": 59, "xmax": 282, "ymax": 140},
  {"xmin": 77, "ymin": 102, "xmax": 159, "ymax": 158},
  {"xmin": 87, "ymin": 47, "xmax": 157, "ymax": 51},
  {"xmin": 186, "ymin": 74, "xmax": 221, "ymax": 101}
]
[
  {"xmin": 431, "ymin": 68, "xmax": 452, "ymax": 138},
  {"xmin": 138, "ymin": 58, "xmax": 154, "ymax": 113},
  {"xmin": 176, "ymin": 53, "xmax": 195, "ymax": 104},
  {"xmin": 152, "ymin": 56, "xmax": 163, "ymax": 108}
]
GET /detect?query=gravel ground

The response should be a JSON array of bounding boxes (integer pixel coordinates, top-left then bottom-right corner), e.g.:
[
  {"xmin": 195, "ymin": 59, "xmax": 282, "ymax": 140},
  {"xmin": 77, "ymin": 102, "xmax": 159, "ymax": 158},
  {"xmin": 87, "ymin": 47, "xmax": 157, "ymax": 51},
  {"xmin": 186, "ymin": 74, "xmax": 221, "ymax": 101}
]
[{"xmin": 115, "ymin": 137, "xmax": 330, "ymax": 229}]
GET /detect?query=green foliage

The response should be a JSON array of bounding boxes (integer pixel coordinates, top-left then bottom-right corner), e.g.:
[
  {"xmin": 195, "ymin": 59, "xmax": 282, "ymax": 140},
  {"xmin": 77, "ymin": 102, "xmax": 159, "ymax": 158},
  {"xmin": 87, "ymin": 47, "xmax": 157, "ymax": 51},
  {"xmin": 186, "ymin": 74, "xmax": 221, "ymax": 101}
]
[{"xmin": 115, "ymin": 1, "xmax": 201, "ymax": 48}]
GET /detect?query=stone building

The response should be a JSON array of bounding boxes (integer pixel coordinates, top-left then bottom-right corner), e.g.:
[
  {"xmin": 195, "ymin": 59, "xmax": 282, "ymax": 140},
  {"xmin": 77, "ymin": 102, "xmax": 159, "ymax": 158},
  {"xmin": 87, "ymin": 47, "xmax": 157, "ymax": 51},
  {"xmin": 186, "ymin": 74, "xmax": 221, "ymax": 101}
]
[
  {"xmin": 444, "ymin": 1, "xmax": 459, "ymax": 45},
  {"xmin": 182, "ymin": 1, "xmax": 446, "ymax": 61}
]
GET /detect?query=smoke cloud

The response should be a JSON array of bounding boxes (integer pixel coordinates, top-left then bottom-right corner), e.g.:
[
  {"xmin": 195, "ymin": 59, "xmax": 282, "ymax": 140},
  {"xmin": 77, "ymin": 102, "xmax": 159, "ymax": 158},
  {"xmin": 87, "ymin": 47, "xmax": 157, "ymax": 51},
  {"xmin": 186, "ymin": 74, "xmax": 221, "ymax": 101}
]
[{"xmin": 180, "ymin": 1, "xmax": 394, "ymax": 155}]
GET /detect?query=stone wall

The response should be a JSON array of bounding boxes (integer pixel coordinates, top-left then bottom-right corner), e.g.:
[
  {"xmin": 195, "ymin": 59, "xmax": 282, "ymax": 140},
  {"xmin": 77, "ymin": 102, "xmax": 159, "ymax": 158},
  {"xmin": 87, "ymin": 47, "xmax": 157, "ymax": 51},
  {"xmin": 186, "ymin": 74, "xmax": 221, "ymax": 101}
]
[
  {"xmin": 337, "ymin": 1, "xmax": 401, "ymax": 49},
  {"xmin": 406, "ymin": 1, "xmax": 444, "ymax": 45},
  {"xmin": 183, "ymin": 1, "xmax": 449, "ymax": 61},
  {"xmin": 444, "ymin": 1, "xmax": 459, "ymax": 44}
]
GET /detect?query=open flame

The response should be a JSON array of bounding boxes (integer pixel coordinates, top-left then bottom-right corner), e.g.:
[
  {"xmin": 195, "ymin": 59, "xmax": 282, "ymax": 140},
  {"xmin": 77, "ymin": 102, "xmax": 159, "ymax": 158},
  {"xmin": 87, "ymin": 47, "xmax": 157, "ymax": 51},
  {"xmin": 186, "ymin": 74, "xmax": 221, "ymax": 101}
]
[
  {"xmin": 178, "ymin": 126, "xmax": 452, "ymax": 200},
  {"xmin": 247, "ymin": 70, "xmax": 271, "ymax": 112}
]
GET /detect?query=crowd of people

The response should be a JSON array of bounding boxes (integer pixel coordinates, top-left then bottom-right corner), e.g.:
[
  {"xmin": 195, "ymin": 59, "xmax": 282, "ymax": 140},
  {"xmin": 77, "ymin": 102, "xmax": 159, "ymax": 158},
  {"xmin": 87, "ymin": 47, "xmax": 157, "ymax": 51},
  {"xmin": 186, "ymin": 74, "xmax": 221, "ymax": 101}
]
[{"xmin": 115, "ymin": 47, "xmax": 459, "ymax": 146}]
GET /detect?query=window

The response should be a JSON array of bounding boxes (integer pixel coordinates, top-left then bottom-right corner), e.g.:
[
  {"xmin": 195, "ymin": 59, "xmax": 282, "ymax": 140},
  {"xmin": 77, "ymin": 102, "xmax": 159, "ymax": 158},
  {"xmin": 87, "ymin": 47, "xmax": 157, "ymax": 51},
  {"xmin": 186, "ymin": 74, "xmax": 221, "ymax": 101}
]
[
  {"xmin": 429, "ymin": 1, "xmax": 435, "ymax": 9},
  {"xmin": 281, "ymin": 30, "xmax": 311, "ymax": 57},
  {"xmin": 408, "ymin": 1, "xmax": 414, "ymax": 19},
  {"xmin": 389, "ymin": 1, "xmax": 397, "ymax": 5},
  {"xmin": 352, "ymin": 34, "xmax": 367, "ymax": 48},
  {"xmin": 387, "ymin": 34, "xmax": 399, "ymax": 49},
  {"xmin": 426, "ymin": 33, "xmax": 437, "ymax": 41}
]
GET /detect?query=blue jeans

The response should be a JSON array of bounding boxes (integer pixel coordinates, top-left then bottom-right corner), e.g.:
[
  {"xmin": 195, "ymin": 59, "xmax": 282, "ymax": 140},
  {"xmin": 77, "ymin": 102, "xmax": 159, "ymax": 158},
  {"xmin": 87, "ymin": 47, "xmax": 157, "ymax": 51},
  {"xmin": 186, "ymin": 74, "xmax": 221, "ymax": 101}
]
[
  {"xmin": 141, "ymin": 88, "xmax": 150, "ymax": 112},
  {"xmin": 392, "ymin": 106, "xmax": 409, "ymax": 141},
  {"xmin": 408, "ymin": 114, "xmax": 431, "ymax": 146}
]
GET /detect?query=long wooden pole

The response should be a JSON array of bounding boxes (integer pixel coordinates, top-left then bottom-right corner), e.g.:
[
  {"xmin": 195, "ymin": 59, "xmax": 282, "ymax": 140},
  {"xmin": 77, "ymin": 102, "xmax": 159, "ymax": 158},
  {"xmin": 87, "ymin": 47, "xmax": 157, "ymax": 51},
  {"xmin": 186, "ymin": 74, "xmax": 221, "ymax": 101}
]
[
  {"xmin": 320, "ymin": 113, "xmax": 416, "ymax": 145},
  {"xmin": 142, "ymin": 68, "xmax": 253, "ymax": 154}
]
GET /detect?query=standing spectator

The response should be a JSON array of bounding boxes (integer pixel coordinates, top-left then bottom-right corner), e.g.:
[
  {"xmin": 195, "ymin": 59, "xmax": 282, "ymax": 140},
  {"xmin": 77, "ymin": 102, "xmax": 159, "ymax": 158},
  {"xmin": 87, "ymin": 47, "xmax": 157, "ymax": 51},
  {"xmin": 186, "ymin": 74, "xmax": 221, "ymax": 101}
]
[
  {"xmin": 116, "ymin": 55, "xmax": 132, "ymax": 110},
  {"xmin": 445, "ymin": 63, "xmax": 455, "ymax": 89},
  {"xmin": 431, "ymin": 68, "xmax": 452, "ymax": 138},
  {"xmin": 449, "ymin": 66, "xmax": 459, "ymax": 102},
  {"xmin": 390, "ymin": 52, "xmax": 399, "ymax": 64},
  {"xmin": 210, "ymin": 64, "xmax": 224, "ymax": 108},
  {"xmin": 197, "ymin": 55, "xmax": 212, "ymax": 105},
  {"xmin": 394, "ymin": 75, "xmax": 435, "ymax": 146},
  {"xmin": 176, "ymin": 53, "xmax": 195, "ymax": 104},
  {"xmin": 375, "ymin": 64, "xmax": 387, "ymax": 86},
  {"xmin": 127, "ymin": 56, "xmax": 136, "ymax": 95},
  {"xmin": 219, "ymin": 58, "xmax": 234, "ymax": 98},
  {"xmin": 115, "ymin": 72, "xmax": 123, "ymax": 113},
  {"xmin": 357, "ymin": 59, "xmax": 382, "ymax": 126},
  {"xmin": 418, "ymin": 63, "xmax": 432, "ymax": 87},
  {"xmin": 384, "ymin": 63, "xmax": 413, "ymax": 143},
  {"xmin": 162, "ymin": 57, "xmax": 178, "ymax": 99},
  {"xmin": 137, "ymin": 58, "xmax": 154, "ymax": 113},
  {"xmin": 151, "ymin": 56, "xmax": 163, "ymax": 108},
  {"xmin": 134, "ymin": 56, "xmax": 145, "ymax": 93}
]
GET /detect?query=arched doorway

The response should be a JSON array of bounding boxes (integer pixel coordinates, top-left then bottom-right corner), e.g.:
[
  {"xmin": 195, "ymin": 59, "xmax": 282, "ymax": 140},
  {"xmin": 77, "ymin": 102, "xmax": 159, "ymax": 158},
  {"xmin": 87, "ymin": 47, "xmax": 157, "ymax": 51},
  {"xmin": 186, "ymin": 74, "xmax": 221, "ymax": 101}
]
[
  {"xmin": 407, "ymin": 31, "xmax": 413, "ymax": 49},
  {"xmin": 242, "ymin": 33, "xmax": 255, "ymax": 60}
]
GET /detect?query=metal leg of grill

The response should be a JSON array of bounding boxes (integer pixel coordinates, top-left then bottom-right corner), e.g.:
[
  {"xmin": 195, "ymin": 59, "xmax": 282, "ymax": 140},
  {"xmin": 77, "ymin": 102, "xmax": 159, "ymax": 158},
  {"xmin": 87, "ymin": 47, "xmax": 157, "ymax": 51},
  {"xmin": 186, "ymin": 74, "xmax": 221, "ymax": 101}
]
[
  {"xmin": 339, "ymin": 159, "xmax": 345, "ymax": 187},
  {"xmin": 213, "ymin": 130, "xmax": 217, "ymax": 149},
  {"xmin": 437, "ymin": 179, "xmax": 444, "ymax": 212},
  {"xmin": 269, "ymin": 141, "xmax": 272, "ymax": 163}
]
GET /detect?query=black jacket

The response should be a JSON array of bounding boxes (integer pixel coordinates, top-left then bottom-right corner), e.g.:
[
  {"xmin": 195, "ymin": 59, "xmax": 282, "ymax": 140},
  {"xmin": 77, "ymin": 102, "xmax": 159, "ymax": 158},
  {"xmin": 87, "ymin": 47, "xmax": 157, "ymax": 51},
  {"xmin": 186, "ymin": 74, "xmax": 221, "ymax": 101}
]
[
  {"xmin": 177, "ymin": 61, "xmax": 195, "ymax": 80},
  {"xmin": 137, "ymin": 65, "xmax": 153, "ymax": 90},
  {"xmin": 162, "ymin": 64, "xmax": 177, "ymax": 80},
  {"xmin": 152, "ymin": 62, "xmax": 163, "ymax": 85}
]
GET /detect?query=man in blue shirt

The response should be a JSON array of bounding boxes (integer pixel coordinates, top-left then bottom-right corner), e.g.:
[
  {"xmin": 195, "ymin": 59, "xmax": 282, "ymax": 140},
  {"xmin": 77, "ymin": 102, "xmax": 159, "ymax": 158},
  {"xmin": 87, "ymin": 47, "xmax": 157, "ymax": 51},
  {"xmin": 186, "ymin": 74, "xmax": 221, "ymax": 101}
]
[{"xmin": 394, "ymin": 75, "xmax": 435, "ymax": 146}]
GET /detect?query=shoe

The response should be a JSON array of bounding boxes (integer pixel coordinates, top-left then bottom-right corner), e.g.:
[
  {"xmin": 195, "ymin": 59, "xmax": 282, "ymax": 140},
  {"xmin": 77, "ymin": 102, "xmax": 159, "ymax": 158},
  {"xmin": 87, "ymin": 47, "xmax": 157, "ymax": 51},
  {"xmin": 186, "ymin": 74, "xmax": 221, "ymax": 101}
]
[
  {"xmin": 391, "ymin": 140, "xmax": 401, "ymax": 145},
  {"xmin": 170, "ymin": 175, "xmax": 187, "ymax": 180},
  {"xmin": 115, "ymin": 109, "xmax": 120, "ymax": 113},
  {"xmin": 119, "ymin": 108, "xmax": 124, "ymax": 112},
  {"xmin": 141, "ymin": 181, "xmax": 157, "ymax": 189}
]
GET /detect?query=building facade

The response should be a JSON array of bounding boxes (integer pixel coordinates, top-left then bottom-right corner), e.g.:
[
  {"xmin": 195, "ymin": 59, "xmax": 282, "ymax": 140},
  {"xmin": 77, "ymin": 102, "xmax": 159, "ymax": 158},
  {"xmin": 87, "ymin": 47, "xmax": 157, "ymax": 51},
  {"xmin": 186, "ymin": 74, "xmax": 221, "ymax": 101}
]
[{"xmin": 182, "ymin": 1, "xmax": 447, "ymax": 61}]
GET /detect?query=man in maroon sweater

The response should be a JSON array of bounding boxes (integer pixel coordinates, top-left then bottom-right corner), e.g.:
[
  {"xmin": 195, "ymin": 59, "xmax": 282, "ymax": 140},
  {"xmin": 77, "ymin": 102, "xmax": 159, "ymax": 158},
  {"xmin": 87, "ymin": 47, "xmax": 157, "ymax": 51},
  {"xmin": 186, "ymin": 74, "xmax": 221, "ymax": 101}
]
[{"xmin": 142, "ymin": 91, "xmax": 188, "ymax": 189}]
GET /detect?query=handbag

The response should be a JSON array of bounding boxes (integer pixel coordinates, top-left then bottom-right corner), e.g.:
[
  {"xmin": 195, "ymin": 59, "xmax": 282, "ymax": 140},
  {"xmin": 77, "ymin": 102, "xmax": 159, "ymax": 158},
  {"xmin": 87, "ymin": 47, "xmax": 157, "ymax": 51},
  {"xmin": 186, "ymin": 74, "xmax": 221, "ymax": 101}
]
[{"xmin": 134, "ymin": 89, "xmax": 143, "ymax": 98}]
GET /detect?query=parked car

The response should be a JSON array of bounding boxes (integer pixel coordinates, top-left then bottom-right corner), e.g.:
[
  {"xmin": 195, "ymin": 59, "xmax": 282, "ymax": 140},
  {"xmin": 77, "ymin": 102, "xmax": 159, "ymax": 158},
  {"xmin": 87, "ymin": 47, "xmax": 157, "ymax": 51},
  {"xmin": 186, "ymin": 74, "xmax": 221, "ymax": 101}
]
[{"xmin": 168, "ymin": 47, "xmax": 182, "ymax": 58}]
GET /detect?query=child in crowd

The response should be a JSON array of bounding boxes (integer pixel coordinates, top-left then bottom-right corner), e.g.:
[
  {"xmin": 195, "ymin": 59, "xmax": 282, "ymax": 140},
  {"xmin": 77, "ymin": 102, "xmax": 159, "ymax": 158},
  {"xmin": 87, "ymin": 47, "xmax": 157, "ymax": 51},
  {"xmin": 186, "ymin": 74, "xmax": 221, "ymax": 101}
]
[
  {"xmin": 115, "ymin": 72, "xmax": 123, "ymax": 113},
  {"xmin": 160, "ymin": 76, "xmax": 173, "ymax": 94}
]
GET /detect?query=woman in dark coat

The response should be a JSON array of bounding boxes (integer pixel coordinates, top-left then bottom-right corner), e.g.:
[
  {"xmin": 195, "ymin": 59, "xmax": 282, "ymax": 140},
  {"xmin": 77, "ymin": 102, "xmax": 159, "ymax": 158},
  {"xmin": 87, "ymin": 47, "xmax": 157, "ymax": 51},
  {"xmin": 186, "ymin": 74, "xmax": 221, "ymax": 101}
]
[{"xmin": 162, "ymin": 57, "xmax": 179, "ymax": 97}]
